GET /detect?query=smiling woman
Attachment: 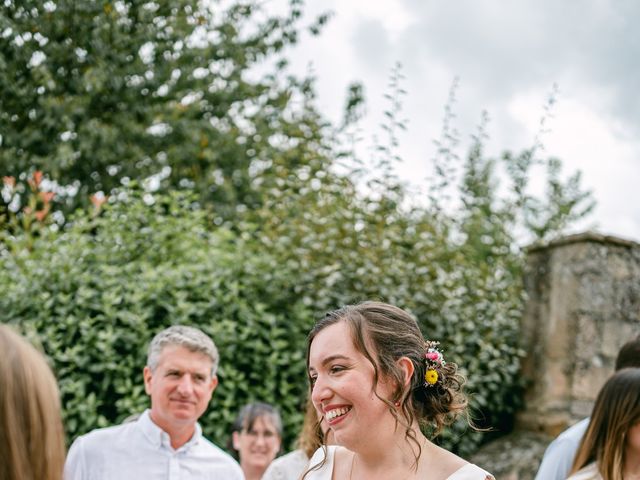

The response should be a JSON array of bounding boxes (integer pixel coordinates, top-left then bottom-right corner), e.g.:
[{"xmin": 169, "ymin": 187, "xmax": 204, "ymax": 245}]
[
  {"xmin": 304, "ymin": 301, "xmax": 494, "ymax": 480},
  {"xmin": 230, "ymin": 402, "xmax": 283, "ymax": 480}
]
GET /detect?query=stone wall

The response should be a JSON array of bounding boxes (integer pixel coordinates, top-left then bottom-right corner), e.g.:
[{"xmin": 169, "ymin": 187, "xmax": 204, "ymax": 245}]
[
  {"xmin": 518, "ymin": 232, "xmax": 640, "ymax": 436},
  {"xmin": 470, "ymin": 232, "xmax": 640, "ymax": 477}
]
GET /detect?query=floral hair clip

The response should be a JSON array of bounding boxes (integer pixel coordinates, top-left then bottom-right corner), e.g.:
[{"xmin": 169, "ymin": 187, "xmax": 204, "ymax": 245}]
[{"xmin": 424, "ymin": 341, "xmax": 446, "ymax": 387}]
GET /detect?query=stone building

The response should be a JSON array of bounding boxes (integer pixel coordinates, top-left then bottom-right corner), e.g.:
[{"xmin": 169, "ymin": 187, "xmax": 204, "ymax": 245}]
[{"xmin": 470, "ymin": 232, "xmax": 640, "ymax": 479}]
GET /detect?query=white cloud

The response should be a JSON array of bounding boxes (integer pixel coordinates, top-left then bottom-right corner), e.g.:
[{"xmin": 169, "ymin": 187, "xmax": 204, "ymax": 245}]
[{"xmin": 276, "ymin": 0, "xmax": 640, "ymax": 242}]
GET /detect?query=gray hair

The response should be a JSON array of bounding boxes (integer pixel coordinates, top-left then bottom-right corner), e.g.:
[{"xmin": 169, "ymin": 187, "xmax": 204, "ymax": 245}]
[
  {"xmin": 232, "ymin": 402, "xmax": 283, "ymax": 436},
  {"xmin": 147, "ymin": 325, "xmax": 219, "ymax": 377}
]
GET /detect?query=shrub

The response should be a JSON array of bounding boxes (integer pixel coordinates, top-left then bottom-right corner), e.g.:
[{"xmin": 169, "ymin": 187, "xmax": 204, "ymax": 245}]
[{"xmin": 0, "ymin": 190, "xmax": 315, "ymax": 448}]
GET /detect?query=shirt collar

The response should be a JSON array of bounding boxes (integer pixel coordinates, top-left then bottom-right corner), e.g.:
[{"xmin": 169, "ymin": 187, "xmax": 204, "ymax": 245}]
[{"xmin": 139, "ymin": 409, "xmax": 203, "ymax": 451}]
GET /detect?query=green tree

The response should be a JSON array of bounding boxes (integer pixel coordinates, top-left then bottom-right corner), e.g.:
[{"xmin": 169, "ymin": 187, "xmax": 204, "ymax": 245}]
[{"xmin": 0, "ymin": 0, "xmax": 332, "ymax": 217}]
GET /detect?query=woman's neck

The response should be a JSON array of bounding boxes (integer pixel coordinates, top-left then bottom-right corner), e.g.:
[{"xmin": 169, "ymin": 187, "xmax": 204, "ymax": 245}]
[
  {"xmin": 350, "ymin": 425, "xmax": 429, "ymax": 479},
  {"xmin": 241, "ymin": 463, "xmax": 266, "ymax": 480}
]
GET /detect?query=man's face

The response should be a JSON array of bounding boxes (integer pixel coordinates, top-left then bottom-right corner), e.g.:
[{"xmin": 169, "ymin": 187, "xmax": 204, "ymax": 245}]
[{"xmin": 144, "ymin": 344, "xmax": 217, "ymax": 432}]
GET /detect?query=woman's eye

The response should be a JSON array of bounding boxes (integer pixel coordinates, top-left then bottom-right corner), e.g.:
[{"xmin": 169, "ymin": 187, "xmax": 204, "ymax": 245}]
[
  {"xmin": 309, "ymin": 376, "xmax": 317, "ymax": 385},
  {"xmin": 330, "ymin": 365, "xmax": 345, "ymax": 374}
]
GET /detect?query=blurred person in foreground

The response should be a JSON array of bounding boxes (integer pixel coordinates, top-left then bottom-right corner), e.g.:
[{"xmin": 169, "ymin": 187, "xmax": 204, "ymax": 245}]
[
  {"xmin": 262, "ymin": 399, "xmax": 334, "ymax": 480},
  {"xmin": 230, "ymin": 402, "xmax": 282, "ymax": 480},
  {"xmin": 65, "ymin": 325, "xmax": 244, "ymax": 480},
  {"xmin": 566, "ymin": 368, "xmax": 640, "ymax": 480},
  {"xmin": 0, "ymin": 324, "xmax": 66, "ymax": 480},
  {"xmin": 535, "ymin": 335, "xmax": 640, "ymax": 480}
]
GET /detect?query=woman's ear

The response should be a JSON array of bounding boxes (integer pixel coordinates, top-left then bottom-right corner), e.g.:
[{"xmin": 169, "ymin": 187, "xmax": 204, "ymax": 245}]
[
  {"xmin": 397, "ymin": 356, "xmax": 415, "ymax": 387},
  {"xmin": 232, "ymin": 430, "xmax": 241, "ymax": 451}
]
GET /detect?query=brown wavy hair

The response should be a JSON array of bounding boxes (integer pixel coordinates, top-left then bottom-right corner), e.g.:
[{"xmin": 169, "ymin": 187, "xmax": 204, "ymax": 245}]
[
  {"xmin": 297, "ymin": 398, "xmax": 325, "ymax": 459},
  {"xmin": 570, "ymin": 368, "xmax": 640, "ymax": 480},
  {"xmin": 305, "ymin": 301, "xmax": 468, "ymax": 468},
  {"xmin": 0, "ymin": 325, "xmax": 66, "ymax": 480}
]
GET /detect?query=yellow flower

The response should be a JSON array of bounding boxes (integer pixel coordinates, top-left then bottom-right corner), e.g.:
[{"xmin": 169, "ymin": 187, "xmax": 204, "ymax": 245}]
[{"xmin": 425, "ymin": 369, "xmax": 438, "ymax": 385}]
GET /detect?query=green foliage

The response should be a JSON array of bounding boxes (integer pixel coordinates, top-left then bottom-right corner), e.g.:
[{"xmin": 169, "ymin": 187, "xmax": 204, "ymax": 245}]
[
  {"xmin": 0, "ymin": 0, "xmax": 332, "ymax": 217},
  {"xmin": 0, "ymin": 190, "xmax": 314, "ymax": 448}
]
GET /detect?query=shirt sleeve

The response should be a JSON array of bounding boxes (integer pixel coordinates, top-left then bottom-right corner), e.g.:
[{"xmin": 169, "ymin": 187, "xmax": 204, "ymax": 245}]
[
  {"xmin": 535, "ymin": 419, "xmax": 589, "ymax": 480},
  {"xmin": 64, "ymin": 436, "xmax": 87, "ymax": 480},
  {"xmin": 261, "ymin": 463, "xmax": 281, "ymax": 480},
  {"xmin": 535, "ymin": 439, "xmax": 575, "ymax": 480}
]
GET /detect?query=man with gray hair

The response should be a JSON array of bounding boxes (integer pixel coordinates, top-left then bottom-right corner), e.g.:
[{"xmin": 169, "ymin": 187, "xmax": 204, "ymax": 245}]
[{"xmin": 65, "ymin": 325, "xmax": 244, "ymax": 480}]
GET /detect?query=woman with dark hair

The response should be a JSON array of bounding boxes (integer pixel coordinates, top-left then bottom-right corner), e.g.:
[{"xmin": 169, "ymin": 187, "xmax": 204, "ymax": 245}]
[
  {"xmin": 567, "ymin": 368, "xmax": 640, "ymax": 480},
  {"xmin": 230, "ymin": 402, "xmax": 283, "ymax": 480},
  {"xmin": 0, "ymin": 325, "xmax": 66, "ymax": 480},
  {"xmin": 304, "ymin": 301, "xmax": 493, "ymax": 480}
]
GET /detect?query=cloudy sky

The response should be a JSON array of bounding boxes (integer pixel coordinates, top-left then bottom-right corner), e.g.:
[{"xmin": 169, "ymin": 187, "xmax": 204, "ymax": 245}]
[{"xmin": 275, "ymin": 0, "xmax": 640, "ymax": 242}]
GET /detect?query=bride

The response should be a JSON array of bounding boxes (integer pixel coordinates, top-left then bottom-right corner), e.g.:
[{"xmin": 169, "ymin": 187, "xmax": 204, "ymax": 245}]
[{"xmin": 303, "ymin": 302, "xmax": 493, "ymax": 480}]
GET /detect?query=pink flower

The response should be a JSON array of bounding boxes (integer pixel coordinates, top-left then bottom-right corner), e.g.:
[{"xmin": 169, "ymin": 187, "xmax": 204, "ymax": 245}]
[
  {"xmin": 426, "ymin": 352, "xmax": 440, "ymax": 362},
  {"xmin": 28, "ymin": 170, "xmax": 44, "ymax": 190},
  {"xmin": 35, "ymin": 209, "xmax": 48, "ymax": 222},
  {"xmin": 2, "ymin": 176, "xmax": 15, "ymax": 189},
  {"xmin": 90, "ymin": 193, "xmax": 108, "ymax": 209},
  {"xmin": 39, "ymin": 191, "xmax": 55, "ymax": 204}
]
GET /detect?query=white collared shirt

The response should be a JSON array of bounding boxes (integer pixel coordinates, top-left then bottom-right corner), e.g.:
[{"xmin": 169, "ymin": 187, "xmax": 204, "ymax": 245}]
[{"xmin": 64, "ymin": 410, "xmax": 244, "ymax": 480}]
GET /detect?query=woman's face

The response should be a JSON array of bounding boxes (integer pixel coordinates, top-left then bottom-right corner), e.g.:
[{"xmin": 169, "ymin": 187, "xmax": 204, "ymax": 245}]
[
  {"xmin": 308, "ymin": 321, "xmax": 394, "ymax": 450},
  {"xmin": 232, "ymin": 415, "xmax": 281, "ymax": 473},
  {"xmin": 627, "ymin": 420, "xmax": 640, "ymax": 455}
]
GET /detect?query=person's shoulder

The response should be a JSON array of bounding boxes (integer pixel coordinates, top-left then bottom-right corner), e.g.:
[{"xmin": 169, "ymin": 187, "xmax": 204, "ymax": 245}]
[
  {"xmin": 196, "ymin": 437, "xmax": 243, "ymax": 470},
  {"xmin": 540, "ymin": 418, "xmax": 591, "ymax": 461},
  {"xmin": 262, "ymin": 449, "xmax": 309, "ymax": 480},
  {"xmin": 566, "ymin": 463, "xmax": 600, "ymax": 480},
  {"xmin": 65, "ymin": 422, "xmax": 136, "ymax": 477},
  {"xmin": 556, "ymin": 417, "xmax": 590, "ymax": 442},
  {"xmin": 269, "ymin": 449, "xmax": 309, "ymax": 468},
  {"xmin": 535, "ymin": 418, "xmax": 591, "ymax": 480},
  {"xmin": 71, "ymin": 422, "xmax": 131, "ymax": 449},
  {"xmin": 446, "ymin": 463, "xmax": 494, "ymax": 480},
  {"xmin": 197, "ymin": 436, "xmax": 235, "ymax": 459}
]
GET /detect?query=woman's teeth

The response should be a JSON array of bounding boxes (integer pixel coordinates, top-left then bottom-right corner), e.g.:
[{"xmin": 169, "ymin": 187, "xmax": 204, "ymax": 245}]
[{"xmin": 326, "ymin": 407, "xmax": 351, "ymax": 421}]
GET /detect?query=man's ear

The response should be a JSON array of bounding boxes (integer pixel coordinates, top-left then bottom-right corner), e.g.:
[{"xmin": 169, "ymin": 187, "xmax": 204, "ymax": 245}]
[
  {"xmin": 143, "ymin": 366, "xmax": 153, "ymax": 395},
  {"xmin": 397, "ymin": 356, "xmax": 415, "ymax": 387},
  {"xmin": 209, "ymin": 375, "xmax": 219, "ymax": 394}
]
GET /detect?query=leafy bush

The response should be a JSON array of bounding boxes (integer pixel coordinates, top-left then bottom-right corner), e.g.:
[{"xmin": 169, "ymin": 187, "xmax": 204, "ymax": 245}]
[{"xmin": 0, "ymin": 190, "xmax": 315, "ymax": 448}]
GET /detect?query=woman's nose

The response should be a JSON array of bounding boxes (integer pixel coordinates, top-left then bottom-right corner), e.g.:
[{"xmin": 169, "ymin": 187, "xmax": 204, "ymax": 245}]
[{"xmin": 311, "ymin": 375, "xmax": 330, "ymax": 409}]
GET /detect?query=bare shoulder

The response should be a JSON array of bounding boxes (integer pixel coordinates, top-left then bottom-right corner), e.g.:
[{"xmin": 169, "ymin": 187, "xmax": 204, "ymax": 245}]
[
  {"xmin": 421, "ymin": 444, "xmax": 492, "ymax": 480},
  {"xmin": 444, "ymin": 463, "xmax": 495, "ymax": 480}
]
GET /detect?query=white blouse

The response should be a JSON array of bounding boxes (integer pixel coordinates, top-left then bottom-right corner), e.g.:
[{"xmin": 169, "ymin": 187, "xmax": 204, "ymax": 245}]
[{"xmin": 303, "ymin": 446, "xmax": 494, "ymax": 480}]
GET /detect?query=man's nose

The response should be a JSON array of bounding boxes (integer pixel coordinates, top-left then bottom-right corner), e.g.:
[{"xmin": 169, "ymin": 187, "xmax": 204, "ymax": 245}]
[{"xmin": 176, "ymin": 375, "xmax": 194, "ymax": 395}]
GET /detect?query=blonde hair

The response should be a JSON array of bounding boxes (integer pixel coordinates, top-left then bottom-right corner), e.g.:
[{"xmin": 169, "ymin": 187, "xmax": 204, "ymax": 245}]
[
  {"xmin": 0, "ymin": 325, "xmax": 66, "ymax": 480},
  {"xmin": 570, "ymin": 368, "xmax": 640, "ymax": 480}
]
